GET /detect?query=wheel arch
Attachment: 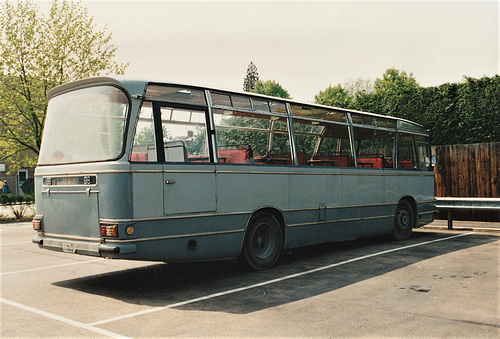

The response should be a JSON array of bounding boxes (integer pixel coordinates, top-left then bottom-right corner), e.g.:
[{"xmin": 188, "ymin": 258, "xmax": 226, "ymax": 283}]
[{"xmin": 242, "ymin": 207, "xmax": 287, "ymax": 250}]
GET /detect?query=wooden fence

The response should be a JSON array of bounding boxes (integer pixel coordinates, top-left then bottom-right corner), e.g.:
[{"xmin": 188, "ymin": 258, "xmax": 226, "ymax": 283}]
[{"xmin": 433, "ymin": 142, "xmax": 500, "ymax": 221}]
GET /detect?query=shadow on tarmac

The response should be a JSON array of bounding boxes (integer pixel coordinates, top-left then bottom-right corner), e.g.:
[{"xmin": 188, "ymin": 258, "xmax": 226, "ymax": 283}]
[{"xmin": 53, "ymin": 230, "xmax": 499, "ymax": 314}]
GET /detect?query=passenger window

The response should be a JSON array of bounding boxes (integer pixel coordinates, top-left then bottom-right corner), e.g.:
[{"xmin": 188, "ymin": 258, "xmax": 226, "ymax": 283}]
[
  {"xmin": 131, "ymin": 102, "xmax": 157, "ymax": 162},
  {"xmin": 311, "ymin": 124, "xmax": 353, "ymax": 167},
  {"xmin": 213, "ymin": 109, "xmax": 292, "ymax": 165},
  {"xmin": 159, "ymin": 107, "xmax": 209, "ymax": 162},
  {"xmin": 416, "ymin": 135, "xmax": 431, "ymax": 170},
  {"xmin": 293, "ymin": 120, "xmax": 322, "ymax": 162},
  {"xmin": 398, "ymin": 133, "xmax": 416, "ymax": 169},
  {"xmin": 353, "ymin": 127, "xmax": 395, "ymax": 168}
]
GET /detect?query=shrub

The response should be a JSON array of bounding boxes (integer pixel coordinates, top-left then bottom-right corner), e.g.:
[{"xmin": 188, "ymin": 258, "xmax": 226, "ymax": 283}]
[
  {"xmin": 0, "ymin": 194, "xmax": 35, "ymax": 220},
  {"xmin": 0, "ymin": 194, "xmax": 34, "ymax": 205}
]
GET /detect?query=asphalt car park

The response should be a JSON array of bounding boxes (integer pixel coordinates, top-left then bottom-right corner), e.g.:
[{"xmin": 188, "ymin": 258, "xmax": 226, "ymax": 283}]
[{"xmin": 1, "ymin": 220, "xmax": 499, "ymax": 338}]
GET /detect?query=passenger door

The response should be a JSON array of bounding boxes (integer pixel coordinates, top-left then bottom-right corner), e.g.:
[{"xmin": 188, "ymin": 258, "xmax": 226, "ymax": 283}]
[
  {"xmin": 162, "ymin": 164, "xmax": 216, "ymax": 215},
  {"xmin": 156, "ymin": 104, "xmax": 216, "ymax": 215}
]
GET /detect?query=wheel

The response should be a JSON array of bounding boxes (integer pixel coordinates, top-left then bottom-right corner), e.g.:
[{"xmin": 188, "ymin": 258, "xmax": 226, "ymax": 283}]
[
  {"xmin": 238, "ymin": 213, "xmax": 282, "ymax": 271},
  {"xmin": 392, "ymin": 200, "xmax": 415, "ymax": 240}
]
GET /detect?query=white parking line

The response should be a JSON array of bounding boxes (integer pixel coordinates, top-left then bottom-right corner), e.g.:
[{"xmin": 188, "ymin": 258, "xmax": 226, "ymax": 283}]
[
  {"xmin": 424, "ymin": 225, "xmax": 500, "ymax": 232},
  {"xmin": 0, "ymin": 258, "xmax": 103, "ymax": 276},
  {"xmin": 90, "ymin": 232, "xmax": 472, "ymax": 326},
  {"xmin": 0, "ymin": 298, "xmax": 131, "ymax": 338},
  {"xmin": 0, "ymin": 241, "xmax": 32, "ymax": 246}
]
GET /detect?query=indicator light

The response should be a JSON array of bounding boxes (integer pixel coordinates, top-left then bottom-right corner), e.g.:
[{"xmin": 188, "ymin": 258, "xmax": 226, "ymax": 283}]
[{"xmin": 126, "ymin": 226, "xmax": 134, "ymax": 235}]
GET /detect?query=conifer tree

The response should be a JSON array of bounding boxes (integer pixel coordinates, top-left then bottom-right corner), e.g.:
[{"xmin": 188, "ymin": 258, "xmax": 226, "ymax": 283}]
[{"xmin": 243, "ymin": 61, "xmax": 260, "ymax": 91}]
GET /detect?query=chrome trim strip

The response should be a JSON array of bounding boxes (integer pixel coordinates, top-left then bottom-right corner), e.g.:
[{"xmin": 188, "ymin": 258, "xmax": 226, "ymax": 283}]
[
  {"xmin": 419, "ymin": 210, "xmax": 437, "ymax": 216},
  {"xmin": 42, "ymin": 189, "xmax": 99, "ymax": 195},
  {"xmin": 35, "ymin": 168, "xmax": 435, "ymax": 177},
  {"xmin": 100, "ymin": 201, "xmax": 434, "ymax": 224},
  {"xmin": 106, "ymin": 229, "xmax": 244, "ymax": 243},
  {"xmin": 162, "ymin": 169, "xmax": 216, "ymax": 174},
  {"xmin": 419, "ymin": 199, "xmax": 437, "ymax": 204},
  {"xmin": 284, "ymin": 202, "xmax": 396, "ymax": 213},
  {"xmin": 100, "ymin": 211, "xmax": 251, "ymax": 223},
  {"xmin": 216, "ymin": 170, "xmax": 435, "ymax": 177},
  {"xmin": 288, "ymin": 214, "xmax": 393, "ymax": 228}
]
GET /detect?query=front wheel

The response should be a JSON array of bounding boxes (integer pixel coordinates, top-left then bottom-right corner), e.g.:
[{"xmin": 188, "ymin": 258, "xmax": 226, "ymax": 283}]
[
  {"xmin": 238, "ymin": 213, "xmax": 282, "ymax": 271},
  {"xmin": 392, "ymin": 200, "xmax": 415, "ymax": 240}
]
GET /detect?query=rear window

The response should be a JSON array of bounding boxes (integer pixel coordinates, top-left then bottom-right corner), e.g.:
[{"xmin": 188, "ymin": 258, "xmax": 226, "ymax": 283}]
[{"xmin": 38, "ymin": 85, "xmax": 129, "ymax": 165}]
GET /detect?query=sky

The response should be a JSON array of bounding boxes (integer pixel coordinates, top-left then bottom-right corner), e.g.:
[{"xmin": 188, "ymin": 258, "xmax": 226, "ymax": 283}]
[{"xmin": 44, "ymin": 0, "xmax": 499, "ymax": 102}]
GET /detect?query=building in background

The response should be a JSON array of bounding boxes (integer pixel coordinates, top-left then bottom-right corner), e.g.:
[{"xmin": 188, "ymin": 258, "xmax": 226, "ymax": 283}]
[{"xmin": 0, "ymin": 156, "xmax": 35, "ymax": 195}]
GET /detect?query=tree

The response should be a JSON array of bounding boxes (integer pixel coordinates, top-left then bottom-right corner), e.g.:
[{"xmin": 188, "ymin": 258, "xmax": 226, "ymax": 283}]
[
  {"xmin": 0, "ymin": 0, "xmax": 128, "ymax": 171},
  {"xmin": 314, "ymin": 84, "xmax": 354, "ymax": 109},
  {"xmin": 315, "ymin": 69, "xmax": 499, "ymax": 145},
  {"xmin": 458, "ymin": 76, "xmax": 500, "ymax": 143},
  {"xmin": 344, "ymin": 78, "xmax": 374, "ymax": 98},
  {"xmin": 372, "ymin": 68, "xmax": 420, "ymax": 118},
  {"xmin": 252, "ymin": 80, "xmax": 291, "ymax": 99},
  {"xmin": 243, "ymin": 61, "xmax": 259, "ymax": 92}
]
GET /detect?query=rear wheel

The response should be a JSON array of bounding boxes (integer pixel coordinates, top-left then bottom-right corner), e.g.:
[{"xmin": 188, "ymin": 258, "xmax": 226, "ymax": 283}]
[
  {"xmin": 393, "ymin": 200, "xmax": 414, "ymax": 240},
  {"xmin": 238, "ymin": 212, "xmax": 282, "ymax": 271}
]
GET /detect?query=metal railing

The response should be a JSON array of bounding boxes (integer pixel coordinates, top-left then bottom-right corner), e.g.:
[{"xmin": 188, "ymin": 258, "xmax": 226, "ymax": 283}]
[{"xmin": 435, "ymin": 197, "xmax": 500, "ymax": 229}]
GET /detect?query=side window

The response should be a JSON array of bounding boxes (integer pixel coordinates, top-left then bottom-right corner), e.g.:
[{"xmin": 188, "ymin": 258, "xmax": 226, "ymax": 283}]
[
  {"xmin": 398, "ymin": 133, "xmax": 416, "ymax": 169},
  {"xmin": 293, "ymin": 119, "xmax": 322, "ymax": 164},
  {"xmin": 131, "ymin": 103, "xmax": 209, "ymax": 163},
  {"xmin": 312, "ymin": 123, "xmax": 353, "ymax": 167},
  {"xmin": 131, "ymin": 102, "xmax": 157, "ymax": 162},
  {"xmin": 213, "ymin": 109, "xmax": 291, "ymax": 165},
  {"xmin": 353, "ymin": 127, "xmax": 395, "ymax": 168},
  {"xmin": 159, "ymin": 106, "xmax": 208, "ymax": 162},
  {"xmin": 416, "ymin": 135, "xmax": 431, "ymax": 170}
]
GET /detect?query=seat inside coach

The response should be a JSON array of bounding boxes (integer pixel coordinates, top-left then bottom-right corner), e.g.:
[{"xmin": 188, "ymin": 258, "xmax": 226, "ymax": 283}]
[{"xmin": 131, "ymin": 145, "xmax": 413, "ymax": 169}]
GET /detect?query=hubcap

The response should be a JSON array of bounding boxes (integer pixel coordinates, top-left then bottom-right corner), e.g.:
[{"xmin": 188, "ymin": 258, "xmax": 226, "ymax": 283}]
[
  {"xmin": 398, "ymin": 209, "xmax": 410, "ymax": 230},
  {"xmin": 252, "ymin": 223, "xmax": 274, "ymax": 259}
]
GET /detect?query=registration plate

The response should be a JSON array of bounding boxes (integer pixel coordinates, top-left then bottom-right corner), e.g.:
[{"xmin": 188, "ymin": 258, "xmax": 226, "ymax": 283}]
[{"xmin": 63, "ymin": 242, "xmax": 77, "ymax": 253}]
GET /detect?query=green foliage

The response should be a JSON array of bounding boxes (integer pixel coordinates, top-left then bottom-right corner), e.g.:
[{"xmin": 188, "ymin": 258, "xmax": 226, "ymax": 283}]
[
  {"xmin": 0, "ymin": 0, "xmax": 128, "ymax": 172},
  {"xmin": 416, "ymin": 84, "xmax": 461, "ymax": 145},
  {"xmin": 458, "ymin": 76, "xmax": 500, "ymax": 143},
  {"xmin": 314, "ymin": 84, "xmax": 354, "ymax": 109},
  {"xmin": 243, "ymin": 61, "xmax": 260, "ymax": 92},
  {"xmin": 133, "ymin": 125, "xmax": 170, "ymax": 146},
  {"xmin": 316, "ymin": 68, "xmax": 499, "ymax": 145},
  {"xmin": 0, "ymin": 194, "xmax": 34, "ymax": 205},
  {"xmin": 417, "ymin": 76, "xmax": 500, "ymax": 145},
  {"xmin": 371, "ymin": 68, "xmax": 420, "ymax": 118},
  {"xmin": 252, "ymin": 80, "xmax": 291, "ymax": 99}
]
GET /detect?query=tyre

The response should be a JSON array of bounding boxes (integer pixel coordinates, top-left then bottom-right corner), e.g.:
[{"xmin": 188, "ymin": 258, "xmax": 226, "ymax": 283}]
[
  {"xmin": 238, "ymin": 212, "xmax": 283, "ymax": 271},
  {"xmin": 392, "ymin": 200, "xmax": 415, "ymax": 240}
]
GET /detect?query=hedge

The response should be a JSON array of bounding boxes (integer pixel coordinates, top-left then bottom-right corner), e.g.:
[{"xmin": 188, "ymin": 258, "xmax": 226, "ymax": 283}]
[{"xmin": 0, "ymin": 194, "xmax": 34, "ymax": 205}]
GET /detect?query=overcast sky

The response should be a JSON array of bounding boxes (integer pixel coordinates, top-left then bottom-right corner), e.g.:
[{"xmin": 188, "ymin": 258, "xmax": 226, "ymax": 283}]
[{"xmin": 56, "ymin": 1, "xmax": 499, "ymax": 102}]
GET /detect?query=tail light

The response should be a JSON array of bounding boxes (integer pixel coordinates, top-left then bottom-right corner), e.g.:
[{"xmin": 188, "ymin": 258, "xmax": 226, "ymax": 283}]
[
  {"xmin": 101, "ymin": 224, "xmax": 118, "ymax": 237},
  {"xmin": 32, "ymin": 218, "xmax": 42, "ymax": 231}
]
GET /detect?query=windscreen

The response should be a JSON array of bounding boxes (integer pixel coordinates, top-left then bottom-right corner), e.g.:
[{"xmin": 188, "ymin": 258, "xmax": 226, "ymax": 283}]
[{"xmin": 38, "ymin": 85, "xmax": 129, "ymax": 165}]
